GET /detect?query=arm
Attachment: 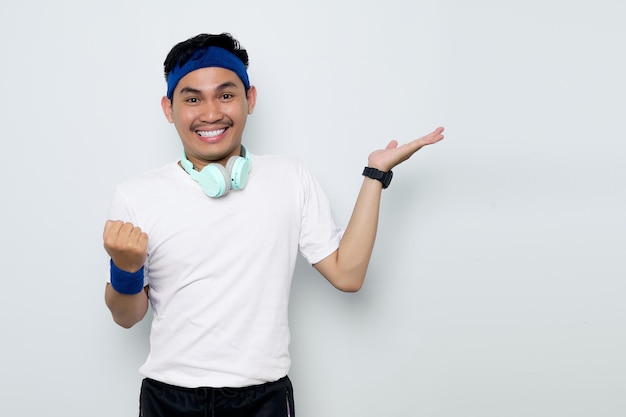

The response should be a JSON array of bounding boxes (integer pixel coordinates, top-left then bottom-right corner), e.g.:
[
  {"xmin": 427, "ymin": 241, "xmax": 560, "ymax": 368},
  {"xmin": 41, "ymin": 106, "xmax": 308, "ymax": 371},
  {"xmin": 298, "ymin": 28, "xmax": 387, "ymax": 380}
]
[
  {"xmin": 314, "ymin": 127, "xmax": 444, "ymax": 292},
  {"xmin": 103, "ymin": 220, "xmax": 150, "ymax": 328},
  {"xmin": 104, "ymin": 284, "xmax": 149, "ymax": 329}
]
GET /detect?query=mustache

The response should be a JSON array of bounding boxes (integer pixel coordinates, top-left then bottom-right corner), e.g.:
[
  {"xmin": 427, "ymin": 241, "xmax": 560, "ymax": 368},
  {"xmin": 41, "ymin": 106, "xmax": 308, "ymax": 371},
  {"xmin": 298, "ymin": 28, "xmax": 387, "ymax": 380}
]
[{"xmin": 190, "ymin": 119, "xmax": 233, "ymax": 131}]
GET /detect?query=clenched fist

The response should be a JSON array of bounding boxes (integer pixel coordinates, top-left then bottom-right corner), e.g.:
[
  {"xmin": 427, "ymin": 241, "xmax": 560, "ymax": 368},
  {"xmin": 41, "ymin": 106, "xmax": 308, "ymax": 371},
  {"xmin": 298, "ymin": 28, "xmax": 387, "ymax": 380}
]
[{"xmin": 103, "ymin": 220, "xmax": 148, "ymax": 273}]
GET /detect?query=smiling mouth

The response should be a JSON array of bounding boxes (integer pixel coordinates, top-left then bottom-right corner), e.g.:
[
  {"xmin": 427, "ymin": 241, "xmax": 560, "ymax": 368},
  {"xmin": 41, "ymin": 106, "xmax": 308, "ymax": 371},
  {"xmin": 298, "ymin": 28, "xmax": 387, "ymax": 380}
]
[{"xmin": 197, "ymin": 128, "xmax": 226, "ymax": 138}]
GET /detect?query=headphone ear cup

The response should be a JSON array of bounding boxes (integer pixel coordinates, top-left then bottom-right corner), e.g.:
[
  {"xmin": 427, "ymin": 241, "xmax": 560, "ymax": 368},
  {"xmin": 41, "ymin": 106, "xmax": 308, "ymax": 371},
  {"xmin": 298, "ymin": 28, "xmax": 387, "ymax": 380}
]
[
  {"xmin": 226, "ymin": 156, "xmax": 251, "ymax": 191},
  {"xmin": 180, "ymin": 149, "xmax": 250, "ymax": 198},
  {"xmin": 197, "ymin": 163, "xmax": 230, "ymax": 198}
]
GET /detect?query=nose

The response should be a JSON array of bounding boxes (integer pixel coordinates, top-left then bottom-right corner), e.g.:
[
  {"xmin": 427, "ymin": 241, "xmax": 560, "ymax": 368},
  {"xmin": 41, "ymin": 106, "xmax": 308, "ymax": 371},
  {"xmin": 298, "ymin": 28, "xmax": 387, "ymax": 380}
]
[{"xmin": 199, "ymin": 100, "xmax": 224, "ymax": 124}]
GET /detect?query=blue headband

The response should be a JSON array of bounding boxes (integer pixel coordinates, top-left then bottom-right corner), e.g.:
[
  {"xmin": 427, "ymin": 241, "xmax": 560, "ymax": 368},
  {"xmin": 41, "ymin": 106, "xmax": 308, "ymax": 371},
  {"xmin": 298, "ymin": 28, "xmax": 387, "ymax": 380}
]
[{"xmin": 166, "ymin": 46, "xmax": 250, "ymax": 99}]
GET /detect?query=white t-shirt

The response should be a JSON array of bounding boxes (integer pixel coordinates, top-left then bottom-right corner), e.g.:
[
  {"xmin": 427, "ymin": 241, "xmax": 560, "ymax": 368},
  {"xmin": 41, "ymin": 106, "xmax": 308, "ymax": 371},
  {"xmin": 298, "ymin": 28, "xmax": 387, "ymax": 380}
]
[{"xmin": 107, "ymin": 152, "xmax": 342, "ymax": 388}]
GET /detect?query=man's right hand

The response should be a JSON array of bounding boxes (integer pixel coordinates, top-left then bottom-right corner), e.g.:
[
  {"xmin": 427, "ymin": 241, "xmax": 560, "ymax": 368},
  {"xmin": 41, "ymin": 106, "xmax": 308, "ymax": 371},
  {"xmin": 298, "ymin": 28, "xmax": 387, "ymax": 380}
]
[{"xmin": 103, "ymin": 220, "xmax": 148, "ymax": 272}]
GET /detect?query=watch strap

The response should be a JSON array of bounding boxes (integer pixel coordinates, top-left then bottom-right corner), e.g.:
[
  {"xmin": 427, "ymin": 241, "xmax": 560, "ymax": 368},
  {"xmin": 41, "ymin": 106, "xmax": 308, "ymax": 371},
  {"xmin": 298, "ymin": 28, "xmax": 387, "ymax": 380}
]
[{"xmin": 362, "ymin": 167, "xmax": 393, "ymax": 189}]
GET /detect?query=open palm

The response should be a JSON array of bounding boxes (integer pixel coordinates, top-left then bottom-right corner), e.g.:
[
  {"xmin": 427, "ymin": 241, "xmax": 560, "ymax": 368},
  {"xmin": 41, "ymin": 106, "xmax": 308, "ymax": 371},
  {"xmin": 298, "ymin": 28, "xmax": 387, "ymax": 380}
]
[{"xmin": 368, "ymin": 126, "xmax": 444, "ymax": 172}]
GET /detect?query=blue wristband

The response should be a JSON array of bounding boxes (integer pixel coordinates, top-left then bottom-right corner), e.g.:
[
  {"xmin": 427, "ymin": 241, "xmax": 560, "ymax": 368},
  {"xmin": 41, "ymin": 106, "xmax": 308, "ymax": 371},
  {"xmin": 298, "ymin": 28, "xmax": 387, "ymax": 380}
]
[{"xmin": 110, "ymin": 259, "xmax": 145, "ymax": 295}]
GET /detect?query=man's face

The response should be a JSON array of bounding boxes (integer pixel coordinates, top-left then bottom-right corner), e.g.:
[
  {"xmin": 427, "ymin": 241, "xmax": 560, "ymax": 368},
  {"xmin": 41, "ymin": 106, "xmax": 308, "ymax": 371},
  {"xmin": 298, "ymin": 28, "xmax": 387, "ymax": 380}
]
[{"xmin": 161, "ymin": 67, "xmax": 257, "ymax": 169}]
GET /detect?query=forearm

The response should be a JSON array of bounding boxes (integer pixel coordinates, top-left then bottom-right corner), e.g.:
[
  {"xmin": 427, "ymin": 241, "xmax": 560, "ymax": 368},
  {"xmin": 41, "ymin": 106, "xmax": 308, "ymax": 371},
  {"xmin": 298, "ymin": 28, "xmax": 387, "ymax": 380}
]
[
  {"xmin": 316, "ymin": 177, "xmax": 382, "ymax": 291},
  {"xmin": 104, "ymin": 283, "xmax": 149, "ymax": 329},
  {"xmin": 339, "ymin": 177, "xmax": 382, "ymax": 272}
]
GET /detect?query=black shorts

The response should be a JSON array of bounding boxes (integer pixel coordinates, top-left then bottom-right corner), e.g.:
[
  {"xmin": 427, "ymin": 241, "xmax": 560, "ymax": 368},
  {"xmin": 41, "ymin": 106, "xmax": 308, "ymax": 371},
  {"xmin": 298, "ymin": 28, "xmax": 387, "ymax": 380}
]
[{"xmin": 139, "ymin": 375, "xmax": 295, "ymax": 417}]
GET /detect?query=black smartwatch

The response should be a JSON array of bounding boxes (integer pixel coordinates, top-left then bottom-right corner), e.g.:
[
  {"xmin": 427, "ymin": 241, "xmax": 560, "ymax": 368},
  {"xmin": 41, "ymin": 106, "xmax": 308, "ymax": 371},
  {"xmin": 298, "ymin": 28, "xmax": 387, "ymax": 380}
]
[{"xmin": 362, "ymin": 167, "xmax": 393, "ymax": 189}]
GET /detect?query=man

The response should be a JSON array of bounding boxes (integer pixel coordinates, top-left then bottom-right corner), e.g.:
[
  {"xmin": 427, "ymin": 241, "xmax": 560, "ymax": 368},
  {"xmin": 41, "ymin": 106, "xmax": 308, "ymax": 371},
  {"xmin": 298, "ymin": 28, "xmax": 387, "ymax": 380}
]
[{"xmin": 103, "ymin": 32, "xmax": 444, "ymax": 417}]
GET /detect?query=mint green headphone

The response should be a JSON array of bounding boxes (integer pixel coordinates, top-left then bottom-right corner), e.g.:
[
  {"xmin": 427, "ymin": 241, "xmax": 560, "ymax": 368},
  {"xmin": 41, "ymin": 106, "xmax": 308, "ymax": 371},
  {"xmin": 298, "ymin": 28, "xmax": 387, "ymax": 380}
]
[{"xmin": 180, "ymin": 146, "xmax": 251, "ymax": 198}]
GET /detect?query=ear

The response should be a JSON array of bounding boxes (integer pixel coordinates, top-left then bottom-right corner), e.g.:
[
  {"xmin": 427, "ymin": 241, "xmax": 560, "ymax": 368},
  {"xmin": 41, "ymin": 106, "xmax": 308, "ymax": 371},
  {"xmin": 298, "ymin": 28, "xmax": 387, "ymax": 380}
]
[
  {"xmin": 161, "ymin": 96, "xmax": 174, "ymax": 123},
  {"xmin": 246, "ymin": 85, "xmax": 257, "ymax": 115}
]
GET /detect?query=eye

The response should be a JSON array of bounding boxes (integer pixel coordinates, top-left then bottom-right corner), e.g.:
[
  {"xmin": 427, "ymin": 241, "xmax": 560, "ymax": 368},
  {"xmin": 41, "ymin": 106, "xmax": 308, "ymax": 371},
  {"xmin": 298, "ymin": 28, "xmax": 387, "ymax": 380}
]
[
  {"xmin": 185, "ymin": 97, "xmax": 199, "ymax": 103},
  {"xmin": 220, "ymin": 93, "xmax": 234, "ymax": 100}
]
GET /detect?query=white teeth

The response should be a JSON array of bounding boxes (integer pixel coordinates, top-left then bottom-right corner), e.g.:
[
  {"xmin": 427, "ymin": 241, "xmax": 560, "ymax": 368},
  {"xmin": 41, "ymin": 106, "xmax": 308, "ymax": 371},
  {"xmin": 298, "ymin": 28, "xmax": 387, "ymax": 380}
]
[{"xmin": 197, "ymin": 129, "xmax": 225, "ymax": 138}]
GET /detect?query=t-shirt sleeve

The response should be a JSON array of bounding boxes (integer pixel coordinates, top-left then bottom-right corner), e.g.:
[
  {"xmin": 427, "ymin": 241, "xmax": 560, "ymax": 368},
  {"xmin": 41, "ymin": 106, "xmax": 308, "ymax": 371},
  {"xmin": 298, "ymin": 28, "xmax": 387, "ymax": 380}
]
[{"xmin": 297, "ymin": 166, "xmax": 344, "ymax": 265}]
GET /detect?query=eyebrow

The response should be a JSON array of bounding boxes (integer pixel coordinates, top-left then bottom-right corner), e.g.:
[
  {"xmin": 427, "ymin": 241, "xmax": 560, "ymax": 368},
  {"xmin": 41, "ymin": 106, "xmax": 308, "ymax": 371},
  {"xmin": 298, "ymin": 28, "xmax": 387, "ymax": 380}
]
[
  {"xmin": 215, "ymin": 81, "xmax": 239, "ymax": 91},
  {"xmin": 178, "ymin": 82, "xmax": 240, "ymax": 96},
  {"xmin": 179, "ymin": 86, "xmax": 203, "ymax": 96}
]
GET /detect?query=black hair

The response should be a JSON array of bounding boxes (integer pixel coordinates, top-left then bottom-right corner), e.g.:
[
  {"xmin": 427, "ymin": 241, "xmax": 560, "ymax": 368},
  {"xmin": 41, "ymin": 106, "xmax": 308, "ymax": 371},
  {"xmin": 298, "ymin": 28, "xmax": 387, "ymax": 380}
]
[{"xmin": 163, "ymin": 33, "xmax": 249, "ymax": 81}]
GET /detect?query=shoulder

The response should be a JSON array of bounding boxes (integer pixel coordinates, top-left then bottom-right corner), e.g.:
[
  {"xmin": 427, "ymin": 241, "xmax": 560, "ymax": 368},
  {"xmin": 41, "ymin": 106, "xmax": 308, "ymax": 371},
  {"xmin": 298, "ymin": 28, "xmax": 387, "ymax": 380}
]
[
  {"xmin": 108, "ymin": 161, "xmax": 188, "ymax": 219},
  {"xmin": 249, "ymin": 152, "xmax": 312, "ymax": 179},
  {"xmin": 248, "ymin": 152, "xmax": 328, "ymax": 201},
  {"xmin": 116, "ymin": 162, "xmax": 181, "ymax": 192},
  {"xmin": 251, "ymin": 153, "xmax": 306, "ymax": 169}
]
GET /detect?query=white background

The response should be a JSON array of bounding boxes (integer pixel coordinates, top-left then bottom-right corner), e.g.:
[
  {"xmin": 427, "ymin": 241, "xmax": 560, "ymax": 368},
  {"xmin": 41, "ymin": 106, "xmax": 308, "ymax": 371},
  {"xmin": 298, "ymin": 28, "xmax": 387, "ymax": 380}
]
[{"xmin": 1, "ymin": 1, "xmax": 624, "ymax": 416}]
